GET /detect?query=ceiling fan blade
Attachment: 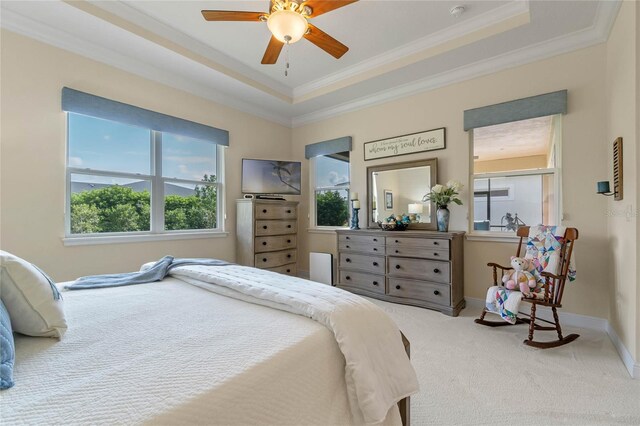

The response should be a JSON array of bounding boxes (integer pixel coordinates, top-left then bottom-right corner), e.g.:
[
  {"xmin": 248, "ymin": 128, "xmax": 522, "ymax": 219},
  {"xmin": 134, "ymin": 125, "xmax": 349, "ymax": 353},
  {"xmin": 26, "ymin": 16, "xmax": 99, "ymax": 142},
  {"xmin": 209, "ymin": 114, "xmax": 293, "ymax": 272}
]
[
  {"xmin": 201, "ymin": 10, "xmax": 265, "ymax": 21},
  {"xmin": 304, "ymin": 24, "xmax": 348, "ymax": 59},
  {"xmin": 304, "ymin": 0, "xmax": 358, "ymax": 17},
  {"xmin": 261, "ymin": 36, "xmax": 285, "ymax": 64}
]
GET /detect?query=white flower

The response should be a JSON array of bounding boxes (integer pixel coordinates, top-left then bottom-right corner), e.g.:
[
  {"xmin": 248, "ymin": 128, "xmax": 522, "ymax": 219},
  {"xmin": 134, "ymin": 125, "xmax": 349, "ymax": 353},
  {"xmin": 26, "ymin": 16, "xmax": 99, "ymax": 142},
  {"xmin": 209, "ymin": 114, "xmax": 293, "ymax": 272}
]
[
  {"xmin": 447, "ymin": 180, "xmax": 463, "ymax": 191},
  {"xmin": 432, "ymin": 184, "xmax": 444, "ymax": 194}
]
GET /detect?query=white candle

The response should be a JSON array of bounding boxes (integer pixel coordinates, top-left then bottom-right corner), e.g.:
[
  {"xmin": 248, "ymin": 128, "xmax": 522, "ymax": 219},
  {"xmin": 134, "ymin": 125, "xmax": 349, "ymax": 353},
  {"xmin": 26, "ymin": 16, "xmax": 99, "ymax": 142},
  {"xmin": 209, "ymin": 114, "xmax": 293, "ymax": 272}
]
[
  {"xmin": 352, "ymin": 200, "xmax": 361, "ymax": 209},
  {"xmin": 350, "ymin": 191, "xmax": 358, "ymax": 200}
]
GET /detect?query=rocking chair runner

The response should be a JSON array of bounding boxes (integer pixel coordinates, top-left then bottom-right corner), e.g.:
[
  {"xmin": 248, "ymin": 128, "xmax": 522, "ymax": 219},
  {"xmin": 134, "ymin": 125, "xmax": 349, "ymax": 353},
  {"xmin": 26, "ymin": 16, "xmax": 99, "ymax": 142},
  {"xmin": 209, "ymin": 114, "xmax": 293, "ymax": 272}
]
[{"xmin": 475, "ymin": 226, "xmax": 579, "ymax": 348}]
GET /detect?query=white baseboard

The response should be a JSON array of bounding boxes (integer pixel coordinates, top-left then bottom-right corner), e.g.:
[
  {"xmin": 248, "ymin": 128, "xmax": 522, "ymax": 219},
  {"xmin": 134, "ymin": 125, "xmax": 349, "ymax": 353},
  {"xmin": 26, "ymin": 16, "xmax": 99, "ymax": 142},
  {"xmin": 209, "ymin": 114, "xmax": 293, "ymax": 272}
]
[{"xmin": 466, "ymin": 297, "xmax": 638, "ymax": 378}]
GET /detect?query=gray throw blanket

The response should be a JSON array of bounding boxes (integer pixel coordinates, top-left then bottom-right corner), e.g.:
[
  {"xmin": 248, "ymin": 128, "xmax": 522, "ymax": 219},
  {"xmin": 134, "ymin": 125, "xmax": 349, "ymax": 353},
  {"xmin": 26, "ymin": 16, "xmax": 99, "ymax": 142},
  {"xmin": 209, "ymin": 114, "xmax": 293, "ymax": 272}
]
[{"xmin": 64, "ymin": 256, "xmax": 230, "ymax": 290}]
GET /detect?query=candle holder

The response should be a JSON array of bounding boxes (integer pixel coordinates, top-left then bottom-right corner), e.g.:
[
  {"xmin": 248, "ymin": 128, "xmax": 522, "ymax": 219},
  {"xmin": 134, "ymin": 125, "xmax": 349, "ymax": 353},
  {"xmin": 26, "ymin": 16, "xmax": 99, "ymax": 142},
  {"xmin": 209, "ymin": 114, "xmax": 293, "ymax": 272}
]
[{"xmin": 350, "ymin": 207, "xmax": 360, "ymax": 230}]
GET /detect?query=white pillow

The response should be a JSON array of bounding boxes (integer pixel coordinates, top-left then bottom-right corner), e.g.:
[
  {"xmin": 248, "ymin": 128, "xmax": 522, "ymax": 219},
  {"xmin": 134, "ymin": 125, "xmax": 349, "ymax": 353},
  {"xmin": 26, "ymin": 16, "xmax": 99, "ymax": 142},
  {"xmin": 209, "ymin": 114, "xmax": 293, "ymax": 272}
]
[{"xmin": 0, "ymin": 251, "xmax": 67, "ymax": 338}]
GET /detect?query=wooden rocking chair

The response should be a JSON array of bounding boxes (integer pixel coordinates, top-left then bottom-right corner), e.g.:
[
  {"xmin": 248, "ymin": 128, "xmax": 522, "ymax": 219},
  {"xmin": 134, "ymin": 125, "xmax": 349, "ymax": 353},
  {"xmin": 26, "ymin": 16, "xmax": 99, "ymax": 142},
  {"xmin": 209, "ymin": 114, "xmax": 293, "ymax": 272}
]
[{"xmin": 475, "ymin": 226, "xmax": 579, "ymax": 348}]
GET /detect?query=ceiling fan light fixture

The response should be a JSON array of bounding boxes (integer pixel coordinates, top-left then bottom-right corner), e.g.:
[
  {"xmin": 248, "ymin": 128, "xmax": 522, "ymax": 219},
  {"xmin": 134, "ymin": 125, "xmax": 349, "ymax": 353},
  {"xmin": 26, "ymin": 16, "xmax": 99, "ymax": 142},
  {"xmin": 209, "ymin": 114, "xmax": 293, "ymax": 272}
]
[{"xmin": 267, "ymin": 9, "xmax": 309, "ymax": 43}]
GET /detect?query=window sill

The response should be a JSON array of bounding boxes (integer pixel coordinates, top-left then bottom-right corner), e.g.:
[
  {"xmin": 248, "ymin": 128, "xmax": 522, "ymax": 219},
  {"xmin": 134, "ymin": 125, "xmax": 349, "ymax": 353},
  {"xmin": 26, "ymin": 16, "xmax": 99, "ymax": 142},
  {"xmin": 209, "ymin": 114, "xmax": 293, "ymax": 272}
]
[
  {"xmin": 466, "ymin": 233, "xmax": 520, "ymax": 243},
  {"xmin": 63, "ymin": 231, "xmax": 229, "ymax": 246},
  {"xmin": 307, "ymin": 227, "xmax": 348, "ymax": 234}
]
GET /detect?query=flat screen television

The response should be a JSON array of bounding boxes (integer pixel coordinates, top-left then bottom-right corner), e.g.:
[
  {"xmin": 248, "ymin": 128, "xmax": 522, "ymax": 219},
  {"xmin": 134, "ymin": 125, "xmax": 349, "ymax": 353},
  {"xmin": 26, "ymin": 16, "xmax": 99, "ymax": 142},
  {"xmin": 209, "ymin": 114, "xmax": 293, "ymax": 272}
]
[{"xmin": 241, "ymin": 159, "xmax": 302, "ymax": 195}]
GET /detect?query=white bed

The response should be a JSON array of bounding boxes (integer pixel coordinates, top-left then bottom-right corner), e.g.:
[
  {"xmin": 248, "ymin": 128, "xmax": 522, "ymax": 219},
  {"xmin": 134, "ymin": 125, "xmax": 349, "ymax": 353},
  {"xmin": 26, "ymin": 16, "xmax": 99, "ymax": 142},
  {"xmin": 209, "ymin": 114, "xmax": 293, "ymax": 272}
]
[{"xmin": 2, "ymin": 272, "xmax": 411, "ymax": 425}]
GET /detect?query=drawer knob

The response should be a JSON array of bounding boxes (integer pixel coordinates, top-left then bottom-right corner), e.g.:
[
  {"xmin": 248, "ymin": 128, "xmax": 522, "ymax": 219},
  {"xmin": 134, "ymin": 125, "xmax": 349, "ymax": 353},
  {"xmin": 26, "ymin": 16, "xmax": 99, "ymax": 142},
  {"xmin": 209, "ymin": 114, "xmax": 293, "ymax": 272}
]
[
  {"xmin": 433, "ymin": 241, "xmax": 439, "ymax": 245},
  {"xmin": 434, "ymin": 290, "xmax": 440, "ymax": 295},
  {"xmin": 263, "ymin": 225, "xmax": 268, "ymax": 229},
  {"xmin": 395, "ymin": 265, "xmax": 401, "ymax": 270},
  {"xmin": 346, "ymin": 258, "xmax": 352, "ymax": 263},
  {"xmin": 373, "ymin": 261, "xmax": 378, "ymax": 266},
  {"xmin": 433, "ymin": 268, "xmax": 440, "ymax": 273},
  {"xmin": 346, "ymin": 275, "xmax": 351, "ymax": 280},
  {"xmin": 263, "ymin": 209, "xmax": 267, "ymax": 213},
  {"xmin": 262, "ymin": 242, "xmax": 267, "ymax": 246},
  {"xmin": 287, "ymin": 209, "xmax": 292, "ymax": 213},
  {"xmin": 395, "ymin": 239, "xmax": 399, "ymax": 243},
  {"xmin": 346, "ymin": 245, "xmax": 350, "ymax": 248},
  {"xmin": 287, "ymin": 225, "xmax": 292, "ymax": 228},
  {"xmin": 373, "ymin": 238, "xmax": 378, "ymax": 242},
  {"xmin": 395, "ymin": 250, "xmax": 399, "ymax": 254},
  {"xmin": 373, "ymin": 247, "xmax": 378, "ymax": 251},
  {"xmin": 395, "ymin": 285, "xmax": 401, "ymax": 290},
  {"xmin": 346, "ymin": 236, "xmax": 350, "ymax": 240},
  {"xmin": 262, "ymin": 258, "xmax": 267, "ymax": 262},
  {"xmin": 433, "ymin": 252, "xmax": 439, "ymax": 256},
  {"xmin": 287, "ymin": 239, "xmax": 291, "ymax": 243},
  {"xmin": 373, "ymin": 281, "xmax": 379, "ymax": 286},
  {"xmin": 287, "ymin": 254, "xmax": 291, "ymax": 258},
  {"xmin": 287, "ymin": 269, "xmax": 291, "ymax": 273}
]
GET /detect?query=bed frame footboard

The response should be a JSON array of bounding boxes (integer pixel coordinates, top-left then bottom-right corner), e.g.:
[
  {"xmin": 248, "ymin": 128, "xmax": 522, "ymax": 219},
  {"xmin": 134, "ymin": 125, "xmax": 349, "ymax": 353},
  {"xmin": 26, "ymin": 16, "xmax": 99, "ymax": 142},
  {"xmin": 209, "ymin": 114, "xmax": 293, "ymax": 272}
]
[{"xmin": 398, "ymin": 332, "xmax": 410, "ymax": 426}]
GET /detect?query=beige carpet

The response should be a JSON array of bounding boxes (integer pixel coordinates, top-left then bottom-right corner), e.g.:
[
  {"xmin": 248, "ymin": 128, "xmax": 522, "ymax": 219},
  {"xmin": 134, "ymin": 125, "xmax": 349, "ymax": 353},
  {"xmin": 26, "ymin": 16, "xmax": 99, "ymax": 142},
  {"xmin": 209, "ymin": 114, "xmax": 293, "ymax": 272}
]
[{"xmin": 366, "ymin": 298, "xmax": 640, "ymax": 425}]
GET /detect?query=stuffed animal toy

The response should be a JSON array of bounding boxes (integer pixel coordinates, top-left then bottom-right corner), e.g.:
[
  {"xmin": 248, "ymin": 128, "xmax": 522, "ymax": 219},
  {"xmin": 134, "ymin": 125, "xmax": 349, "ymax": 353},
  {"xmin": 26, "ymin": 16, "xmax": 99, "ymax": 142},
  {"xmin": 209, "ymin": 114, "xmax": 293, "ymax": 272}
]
[{"xmin": 502, "ymin": 256, "xmax": 537, "ymax": 293}]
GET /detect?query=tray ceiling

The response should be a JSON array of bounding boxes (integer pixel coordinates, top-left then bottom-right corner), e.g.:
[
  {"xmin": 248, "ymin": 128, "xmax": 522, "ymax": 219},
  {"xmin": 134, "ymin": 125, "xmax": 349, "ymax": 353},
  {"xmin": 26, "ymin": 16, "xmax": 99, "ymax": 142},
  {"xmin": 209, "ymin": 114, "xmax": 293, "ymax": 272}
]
[{"xmin": 0, "ymin": 0, "xmax": 620, "ymax": 127}]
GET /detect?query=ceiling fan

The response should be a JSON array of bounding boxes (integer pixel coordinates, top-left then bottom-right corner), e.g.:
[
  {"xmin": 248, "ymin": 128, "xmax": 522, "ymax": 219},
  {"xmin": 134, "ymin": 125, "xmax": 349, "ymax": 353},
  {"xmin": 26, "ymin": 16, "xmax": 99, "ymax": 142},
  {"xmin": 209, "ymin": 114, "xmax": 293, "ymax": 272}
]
[{"xmin": 201, "ymin": 0, "xmax": 358, "ymax": 65}]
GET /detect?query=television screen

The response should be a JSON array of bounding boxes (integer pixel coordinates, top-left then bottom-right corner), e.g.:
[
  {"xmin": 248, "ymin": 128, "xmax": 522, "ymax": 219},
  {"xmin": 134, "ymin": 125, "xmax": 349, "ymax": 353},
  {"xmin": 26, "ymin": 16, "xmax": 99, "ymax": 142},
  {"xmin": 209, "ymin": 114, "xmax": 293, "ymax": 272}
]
[{"xmin": 242, "ymin": 159, "xmax": 302, "ymax": 195}]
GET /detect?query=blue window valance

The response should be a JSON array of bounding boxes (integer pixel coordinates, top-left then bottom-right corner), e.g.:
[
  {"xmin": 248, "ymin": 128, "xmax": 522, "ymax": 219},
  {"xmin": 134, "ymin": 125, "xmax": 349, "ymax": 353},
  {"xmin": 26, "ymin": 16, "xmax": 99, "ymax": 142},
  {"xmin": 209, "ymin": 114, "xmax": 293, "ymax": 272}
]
[
  {"xmin": 61, "ymin": 87, "xmax": 229, "ymax": 146},
  {"xmin": 305, "ymin": 136, "xmax": 352, "ymax": 159},
  {"xmin": 463, "ymin": 90, "xmax": 568, "ymax": 131}
]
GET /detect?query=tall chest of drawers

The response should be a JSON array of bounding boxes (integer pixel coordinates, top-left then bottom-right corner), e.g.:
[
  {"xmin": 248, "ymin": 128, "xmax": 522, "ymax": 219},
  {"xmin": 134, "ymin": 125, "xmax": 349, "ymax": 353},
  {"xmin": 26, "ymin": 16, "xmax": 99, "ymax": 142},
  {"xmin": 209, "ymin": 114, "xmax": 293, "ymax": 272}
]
[
  {"xmin": 236, "ymin": 199, "xmax": 298, "ymax": 276},
  {"xmin": 336, "ymin": 229, "xmax": 465, "ymax": 316}
]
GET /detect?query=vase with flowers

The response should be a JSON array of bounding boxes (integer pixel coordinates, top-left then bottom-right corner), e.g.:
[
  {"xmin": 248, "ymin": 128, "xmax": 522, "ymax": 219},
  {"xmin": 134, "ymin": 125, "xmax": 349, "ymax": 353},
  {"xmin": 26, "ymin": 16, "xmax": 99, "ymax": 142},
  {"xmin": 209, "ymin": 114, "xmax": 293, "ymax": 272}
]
[{"xmin": 422, "ymin": 180, "xmax": 463, "ymax": 232}]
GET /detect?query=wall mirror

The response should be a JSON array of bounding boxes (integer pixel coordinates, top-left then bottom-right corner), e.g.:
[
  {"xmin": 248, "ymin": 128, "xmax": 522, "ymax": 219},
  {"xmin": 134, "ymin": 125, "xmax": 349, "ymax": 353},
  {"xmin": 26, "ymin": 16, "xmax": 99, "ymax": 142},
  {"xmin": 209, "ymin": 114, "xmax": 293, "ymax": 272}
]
[{"xmin": 367, "ymin": 158, "xmax": 438, "ymax": 230}]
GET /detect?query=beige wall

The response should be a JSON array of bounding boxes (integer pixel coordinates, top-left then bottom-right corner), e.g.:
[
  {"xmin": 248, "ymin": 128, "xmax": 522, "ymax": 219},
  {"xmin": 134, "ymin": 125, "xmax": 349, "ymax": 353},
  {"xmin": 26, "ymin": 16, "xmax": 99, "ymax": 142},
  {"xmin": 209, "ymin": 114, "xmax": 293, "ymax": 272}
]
[
  {"xmin": 606, "ymin": 0, "xmax": 638, "ymax": 361},
  {"xmin": 0, "ymin": 30, "xmax": 293, "ymax": 281},
  {"xmin": 606, "ymin": 0, "xmax": 639, "ymax": 361},
  {"xmin": 293, "ymin": 44, "xmax": 611, "ymax": 319}
]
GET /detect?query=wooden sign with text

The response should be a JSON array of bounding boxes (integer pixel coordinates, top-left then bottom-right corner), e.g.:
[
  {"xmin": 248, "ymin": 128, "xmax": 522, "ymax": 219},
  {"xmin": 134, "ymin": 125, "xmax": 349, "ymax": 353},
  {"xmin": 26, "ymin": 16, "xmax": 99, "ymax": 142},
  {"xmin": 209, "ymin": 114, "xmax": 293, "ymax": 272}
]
[{"xmin": 364, "ymin": 128, "xmax": 446, "ymax": 161}]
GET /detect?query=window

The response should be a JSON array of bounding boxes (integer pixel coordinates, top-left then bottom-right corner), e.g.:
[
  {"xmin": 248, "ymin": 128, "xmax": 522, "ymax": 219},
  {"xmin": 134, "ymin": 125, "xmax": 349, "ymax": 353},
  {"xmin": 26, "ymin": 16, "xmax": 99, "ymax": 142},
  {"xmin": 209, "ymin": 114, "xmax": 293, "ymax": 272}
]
[
  {"xmin": 311, "ymin": 152, "xmax": 350, "ymax": 227},
  {"xmin": 470, "ymin": 115, "xmax": 561, "ymax": 233},
  {"xmin": 66, "ymin": 113, "xmax": 223, "ymax": 237}
]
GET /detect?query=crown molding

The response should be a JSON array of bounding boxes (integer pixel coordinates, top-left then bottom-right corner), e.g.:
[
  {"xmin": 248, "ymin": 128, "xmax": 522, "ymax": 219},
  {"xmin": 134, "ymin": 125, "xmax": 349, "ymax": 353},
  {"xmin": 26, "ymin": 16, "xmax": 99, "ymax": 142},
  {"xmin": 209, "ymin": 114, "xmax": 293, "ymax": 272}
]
[
  {"xmin": 291, "ymin": 0, "xmax": 621, "ymax": 127},
  {"xmin": 292, "ymin": 0, "xmax": 531, "ymax": 100},
  {"xmin": 87, "ymin": 0, "xmax": 293, "ymax": 98},
  {"xmin": 0, "ymin": 7, "xmax": 293, "ymax": 128}
]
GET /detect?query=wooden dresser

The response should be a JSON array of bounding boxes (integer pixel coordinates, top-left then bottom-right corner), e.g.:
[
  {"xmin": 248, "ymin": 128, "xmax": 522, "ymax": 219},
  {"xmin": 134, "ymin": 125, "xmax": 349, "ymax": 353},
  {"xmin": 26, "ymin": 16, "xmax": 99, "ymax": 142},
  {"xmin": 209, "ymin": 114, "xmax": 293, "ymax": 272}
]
[
  {"xmin": 236, "ymin": 199, "xmax": 298, "ymax": 276},
  {"xmin": 336, "ymin": 229, "xmax": 465, "ymax": 316}
]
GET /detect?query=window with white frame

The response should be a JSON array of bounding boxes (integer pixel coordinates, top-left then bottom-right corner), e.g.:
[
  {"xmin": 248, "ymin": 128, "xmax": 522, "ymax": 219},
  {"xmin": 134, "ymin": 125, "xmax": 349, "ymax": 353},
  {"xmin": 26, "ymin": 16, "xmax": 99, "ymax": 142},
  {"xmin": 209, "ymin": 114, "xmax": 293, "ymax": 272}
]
[
  {"xmin": 311, "ymin": 151, "xmax": 350, "ymax": 227},
  {"xmin": 470, "ymin": 114, "xmax": 562, "ymax": 233},
  {"xmin": 66, "ymin": 113, "xmax": 223, "ymax": 236}
]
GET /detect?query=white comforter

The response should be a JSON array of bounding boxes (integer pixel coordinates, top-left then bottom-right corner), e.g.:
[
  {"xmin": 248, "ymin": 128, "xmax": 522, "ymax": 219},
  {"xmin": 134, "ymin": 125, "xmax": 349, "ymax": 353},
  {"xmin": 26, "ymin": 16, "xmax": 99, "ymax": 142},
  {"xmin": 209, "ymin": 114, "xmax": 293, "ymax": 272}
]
[
  {"xmin": 169, "ymin": 264, "xmax": 420, "ymax": 425},
  {"xmin": 4, "ymin": 278, "xmax": 388, "ymax": 425}
]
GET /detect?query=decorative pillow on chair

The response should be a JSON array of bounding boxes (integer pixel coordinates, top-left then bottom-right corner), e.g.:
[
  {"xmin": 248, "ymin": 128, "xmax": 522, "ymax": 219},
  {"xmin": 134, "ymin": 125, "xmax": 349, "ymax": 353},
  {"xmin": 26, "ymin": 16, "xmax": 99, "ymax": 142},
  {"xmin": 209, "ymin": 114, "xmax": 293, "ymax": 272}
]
[
  {"xmin": 0, "ymin": 251, "xmax": 67, "ymax": 338},
  {"xmin": 0, "ymin": 299, "xmax": 15, "ymax": 389}
]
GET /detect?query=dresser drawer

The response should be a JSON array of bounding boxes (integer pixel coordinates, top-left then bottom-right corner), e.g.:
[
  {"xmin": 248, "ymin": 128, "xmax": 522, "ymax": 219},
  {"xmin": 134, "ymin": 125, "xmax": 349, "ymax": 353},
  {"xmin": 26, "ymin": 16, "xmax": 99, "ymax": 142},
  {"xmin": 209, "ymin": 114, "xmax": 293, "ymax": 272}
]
[
  {"xmin": 338, "ymin": 234, "xmax": 384, "ymax": 245},
  {"xmin": 387, "ymin": 246, "xmax": 449, "ymax": 261},
  {"xmin": 255, "ymin": 220, "xmax": 297, "ymax": 236},
  {"xmin": 338, "ymin": 241, "xmax": 385, "ymax": 255},
  {"xmin": 266, "ymin": 263, "xmax": 297, "ymax": 276},
  {"xmin": 339, "ymin": 271, "xmax": 385, "ymax": 295},
  {"xmin": 339, "ymin": 253, "xmax": 385, "ymax": 274},
  {"xmin": 388, "ymin": 278, "xmax": 451, "ymax": 306},
  {"xmin": 255, "ymin": 249, "xmax": 297, "ymax": 268},
  {"xmin": 388, "ymin": 257, "xmax": 450, "ymax": 283},
  {"xmin": 387, "ymin": 237, "xmax": 449, "ymax": 250},
  {"xmin": 255, "ymin": 235, "xmax": 296, "ymax": 253},
  {"xmin": 255, "ymin": 203, "xmax": 297, "ymax": 220}
]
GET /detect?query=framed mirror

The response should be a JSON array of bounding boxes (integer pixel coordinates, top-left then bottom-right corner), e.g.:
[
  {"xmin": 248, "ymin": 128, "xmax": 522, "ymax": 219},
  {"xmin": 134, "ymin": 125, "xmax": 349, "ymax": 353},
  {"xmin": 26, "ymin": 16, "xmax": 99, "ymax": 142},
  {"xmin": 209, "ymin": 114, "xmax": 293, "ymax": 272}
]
[{"xmin": 367, "ymin": 158, "xmax": 438, "ymax": 229}]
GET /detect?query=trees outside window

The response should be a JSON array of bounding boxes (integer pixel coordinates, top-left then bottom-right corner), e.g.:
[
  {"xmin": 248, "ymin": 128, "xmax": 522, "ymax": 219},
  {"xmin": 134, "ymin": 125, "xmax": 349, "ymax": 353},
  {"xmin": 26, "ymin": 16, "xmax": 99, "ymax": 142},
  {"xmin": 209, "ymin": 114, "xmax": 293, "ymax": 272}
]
[{"xmin": 67, "ymin": 113, "xmax": 222, "ymax": 236}]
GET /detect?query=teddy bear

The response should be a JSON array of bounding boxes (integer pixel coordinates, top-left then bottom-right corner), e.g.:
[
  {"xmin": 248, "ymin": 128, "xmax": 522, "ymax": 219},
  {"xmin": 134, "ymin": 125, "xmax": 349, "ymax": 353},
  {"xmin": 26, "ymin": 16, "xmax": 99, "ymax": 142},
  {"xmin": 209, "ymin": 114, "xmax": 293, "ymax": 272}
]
[{"xmin": 502, "ymin": 256, "xmax": 537, "ymax": 293}]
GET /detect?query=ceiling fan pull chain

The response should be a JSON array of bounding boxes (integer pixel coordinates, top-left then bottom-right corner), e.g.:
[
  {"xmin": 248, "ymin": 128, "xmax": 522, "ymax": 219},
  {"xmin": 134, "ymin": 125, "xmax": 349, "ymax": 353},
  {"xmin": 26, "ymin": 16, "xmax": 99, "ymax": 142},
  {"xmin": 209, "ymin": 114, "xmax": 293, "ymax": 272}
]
[{"xmin": 284, "ymin": 35, "xmax": 292, "ymax": 77}]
